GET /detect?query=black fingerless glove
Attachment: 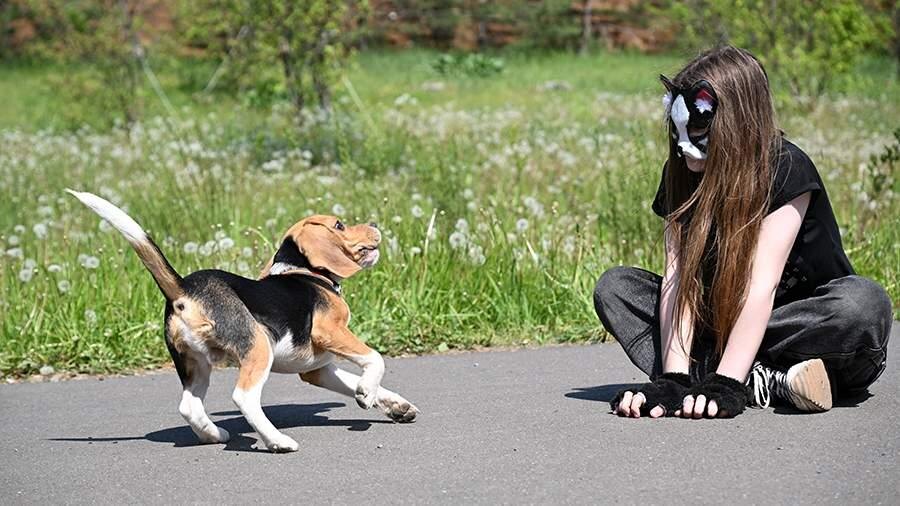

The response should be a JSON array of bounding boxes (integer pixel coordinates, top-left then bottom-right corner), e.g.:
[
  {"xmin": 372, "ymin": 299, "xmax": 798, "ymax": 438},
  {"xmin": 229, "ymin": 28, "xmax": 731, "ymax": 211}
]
[
  {"xmin": 686, "ymin": 373, "xmax": 749, "ymax": 418},
  {"xmin": 610, "ymin": 372, "xmax": 692, "ymax": 416}
]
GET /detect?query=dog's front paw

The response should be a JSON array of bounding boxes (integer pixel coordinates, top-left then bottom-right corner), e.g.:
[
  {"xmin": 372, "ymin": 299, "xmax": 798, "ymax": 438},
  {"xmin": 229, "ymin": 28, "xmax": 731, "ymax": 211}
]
[
  {"xmin": 355, "ymin": 384, "xmax": 377, "ymax": 409},
  {"xmin": 265, "ymin": 433, "xmax": 300, "ymax": 453},
  {"xmin": 385, "ymin": 400, "xmax": 419, "ymax": 423},
  {"xmin": 196, "ymin": 426, "xmax": 230, "ymax": 444}
]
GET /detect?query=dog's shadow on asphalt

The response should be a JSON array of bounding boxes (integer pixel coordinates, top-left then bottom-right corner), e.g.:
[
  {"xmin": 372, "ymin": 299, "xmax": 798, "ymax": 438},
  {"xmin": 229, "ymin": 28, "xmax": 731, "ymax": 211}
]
[
  {"xmin": 50, "ymin": 402, "xmax": 393, "ymax": 453},
  {"xmin": 565, "ymin": 384, "xmax": 639, "ymax": 403}
]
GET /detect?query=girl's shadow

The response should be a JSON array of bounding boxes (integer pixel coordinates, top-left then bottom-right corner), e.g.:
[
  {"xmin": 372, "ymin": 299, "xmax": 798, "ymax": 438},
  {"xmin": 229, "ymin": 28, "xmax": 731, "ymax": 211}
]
[
  {"xmin": 565, "ymin": 384, "xmax": 639, "ymax": 403},
  {"xmin": 50, "ymin": 402, "xmax": 393, "ymax": 453}
]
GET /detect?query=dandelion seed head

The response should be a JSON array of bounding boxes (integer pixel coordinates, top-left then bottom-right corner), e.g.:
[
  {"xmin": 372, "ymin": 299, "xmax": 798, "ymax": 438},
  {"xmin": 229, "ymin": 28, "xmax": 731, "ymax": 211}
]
[
  {"xmin": 18, "ymin": 268, "xmax": 33, "ymax": 283},
  {"xmin": 57, "ymin": 280, "xmax": 71, "ymax": 293},
  {"xmin": 33, "ymin": 223, "xmax": 48, "ymax": 239},
  {"xmin": 332, "ymin": 204, "xmax": 346, "ymax": 216},
  {"xmin": 48, "ymin": 264, "xmax": 62, "ymax": 273},
  {"xmin": 81, "ymin": 256, "xmax": 100, "ymax": 269},
  {"xmin": 516, "ymin": 218, "xmax": 529, "ymax": 233},
  {"xmin": 411, "ymin": 205, "xmax": 424, "ymax": 218},
  {"xmin": 183, "ymin": 242, "xmax": 198, "ymax": 254},
  {"xmin": 8, "ymin": 235, "xmax": 20, "ymax": 246},
  {"xmin": 218, "ymin": 237, "xmax": 234, "ymax": 250},
  {"xmin": 449, "ymin": 231, "xmax": 467, "ymax": 250}
]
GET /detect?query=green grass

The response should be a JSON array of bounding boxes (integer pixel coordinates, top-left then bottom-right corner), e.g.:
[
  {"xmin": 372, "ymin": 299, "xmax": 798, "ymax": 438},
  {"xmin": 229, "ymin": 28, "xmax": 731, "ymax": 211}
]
[{"xmin": 1, "ymin": 49, "xmax": 898, "ymax": 377}]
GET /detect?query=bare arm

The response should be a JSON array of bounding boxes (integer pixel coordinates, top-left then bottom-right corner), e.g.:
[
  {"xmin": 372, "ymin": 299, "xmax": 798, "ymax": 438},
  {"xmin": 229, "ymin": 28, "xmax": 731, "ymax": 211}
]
[
  {"xmin": 677, "ymin": 192, "xmax": 810, "ymax": 418},
  {"xmin": 716, "ymin": 192, "xmax": 810, "ymax": 381},
  {"xmin": 715, "ymin": 192, "xmax": 810, "ymax": 382},
  {"xmin": 660, "ymin": 224, "xmax": 693, "ymax": 374}
]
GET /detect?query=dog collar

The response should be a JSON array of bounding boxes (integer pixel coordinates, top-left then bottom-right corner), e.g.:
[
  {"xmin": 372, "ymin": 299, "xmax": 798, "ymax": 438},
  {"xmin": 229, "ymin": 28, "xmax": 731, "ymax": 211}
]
[{"xmin": 269, "ymin": 262, "xmax": 342, "ymax": 295}]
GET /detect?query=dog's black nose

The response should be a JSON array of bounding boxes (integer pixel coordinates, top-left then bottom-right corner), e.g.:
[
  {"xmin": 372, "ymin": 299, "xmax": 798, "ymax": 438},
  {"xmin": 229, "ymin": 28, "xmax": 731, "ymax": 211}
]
[{"xmin": 369, "ymin": 222, "xmax": 379, "ymax": 229}]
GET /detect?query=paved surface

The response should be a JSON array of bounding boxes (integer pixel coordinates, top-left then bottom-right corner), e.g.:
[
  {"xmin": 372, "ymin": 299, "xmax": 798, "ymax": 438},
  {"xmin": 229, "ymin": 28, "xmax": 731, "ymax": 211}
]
[{"xmin": 2, "ymin": 325, "xmax": 898, "ymax": 505}]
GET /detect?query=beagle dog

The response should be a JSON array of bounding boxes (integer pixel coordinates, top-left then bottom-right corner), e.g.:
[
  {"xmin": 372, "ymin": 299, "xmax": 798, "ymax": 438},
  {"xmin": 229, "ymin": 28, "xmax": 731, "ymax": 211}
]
[{"xmin": 67, "ymin": 190, "xmax": 418, "ymax": 453}]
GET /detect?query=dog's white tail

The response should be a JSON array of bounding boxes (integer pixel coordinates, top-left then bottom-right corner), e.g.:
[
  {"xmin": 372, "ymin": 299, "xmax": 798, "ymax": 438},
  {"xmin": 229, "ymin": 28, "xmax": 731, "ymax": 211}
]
[{"xmin": 66, "ymin": 189, "xmax": 183, "ymax": 301}]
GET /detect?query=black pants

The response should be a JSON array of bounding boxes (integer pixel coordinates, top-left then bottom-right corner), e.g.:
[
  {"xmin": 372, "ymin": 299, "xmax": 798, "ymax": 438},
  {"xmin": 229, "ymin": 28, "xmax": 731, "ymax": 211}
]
[{"xmin": 593, "ymin": 266, "xmax": 893, "ymax": 395}]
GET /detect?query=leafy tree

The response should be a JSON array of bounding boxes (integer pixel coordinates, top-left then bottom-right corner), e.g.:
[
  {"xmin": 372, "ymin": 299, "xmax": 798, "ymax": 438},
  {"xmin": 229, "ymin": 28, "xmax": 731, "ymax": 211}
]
[
  {"xmin": 176, "ymin": 0, "xmax": 368, "ymax": 121},
  {"xmin": 18, "ymin": 0, "xmax": 147, "ymax": 127},
  {"xmin": 669, "ymin": 0, "xmax": 884, "ymax": 98}
]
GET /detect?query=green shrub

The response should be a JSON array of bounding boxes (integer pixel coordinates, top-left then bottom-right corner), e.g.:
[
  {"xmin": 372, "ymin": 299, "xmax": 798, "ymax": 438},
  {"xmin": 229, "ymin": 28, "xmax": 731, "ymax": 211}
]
[
  {"xmin": 431, "ymin": 52, "xmax": 504, "ymax": 77},
  {"xmin": 669, "ymin": 0, "xmax": 885, "ymax": 99}
]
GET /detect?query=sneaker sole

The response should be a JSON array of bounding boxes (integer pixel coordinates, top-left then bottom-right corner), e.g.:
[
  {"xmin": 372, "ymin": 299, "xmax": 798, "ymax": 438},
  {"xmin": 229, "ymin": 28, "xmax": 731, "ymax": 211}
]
[{"xmin": 786, "ymin": 358, "xmax": 833, "ymax": 412}]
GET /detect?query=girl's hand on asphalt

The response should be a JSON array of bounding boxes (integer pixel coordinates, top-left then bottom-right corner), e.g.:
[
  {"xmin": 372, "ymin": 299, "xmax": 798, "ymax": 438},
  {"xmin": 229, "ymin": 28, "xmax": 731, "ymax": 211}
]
[
  {"xmin": 613, "ymin": 391, "xmax": 666, "ymax": 418},
  {"xmin": 674, "ymin": 395, "xmax": 725, "ymax": 418}
]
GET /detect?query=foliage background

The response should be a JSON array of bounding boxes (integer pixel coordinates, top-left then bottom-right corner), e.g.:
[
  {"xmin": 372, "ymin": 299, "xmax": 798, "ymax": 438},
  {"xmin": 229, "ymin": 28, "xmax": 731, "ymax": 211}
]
[{"xmin": 0, "ymin": 1, "xmax": 897, "ymax": 377}]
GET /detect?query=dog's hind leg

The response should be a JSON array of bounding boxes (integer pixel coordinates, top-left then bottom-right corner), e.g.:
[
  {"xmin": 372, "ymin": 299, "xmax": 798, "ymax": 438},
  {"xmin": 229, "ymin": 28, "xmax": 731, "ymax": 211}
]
[
  {"xmin": 232, "ymin": 324, "xmax": 299, "ymax": 453},
  {"xmin": 177, "ymin": 354, "xmax": 230, "ymax": 444},
  {"xmin": 300, "ymin": 363, "xmax": 419, "ymax": 423},
  {"xmin": 166, "ymin": 325, "xmax": 229, "ymax": 445}
]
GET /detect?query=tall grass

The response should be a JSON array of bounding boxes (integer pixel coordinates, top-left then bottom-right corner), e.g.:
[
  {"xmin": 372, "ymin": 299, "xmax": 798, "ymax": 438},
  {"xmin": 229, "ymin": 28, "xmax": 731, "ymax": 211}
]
[{"xmin": 1, "ymin": 50, "xmax": 897, "ymax": 377}]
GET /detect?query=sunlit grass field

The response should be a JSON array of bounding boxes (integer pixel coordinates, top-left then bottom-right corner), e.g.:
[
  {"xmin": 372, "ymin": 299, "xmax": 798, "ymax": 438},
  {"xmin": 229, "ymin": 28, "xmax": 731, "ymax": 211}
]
[{"xmin": 1, "ymin": 49, "xmax": 897, "ymax": 377}]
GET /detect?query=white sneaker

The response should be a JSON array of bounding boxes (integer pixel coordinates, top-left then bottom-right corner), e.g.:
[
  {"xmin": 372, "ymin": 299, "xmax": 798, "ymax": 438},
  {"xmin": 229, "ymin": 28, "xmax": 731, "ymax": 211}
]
[{"xmin": 748, "ymin": 359, "xmax": 833, "ymax": 412}]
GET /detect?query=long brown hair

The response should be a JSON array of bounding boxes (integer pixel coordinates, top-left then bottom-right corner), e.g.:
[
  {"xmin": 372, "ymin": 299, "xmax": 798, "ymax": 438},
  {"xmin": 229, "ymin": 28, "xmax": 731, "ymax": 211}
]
[{"xmin": 664, "ymin": 46, "xmax": 781, "ymax": 355}]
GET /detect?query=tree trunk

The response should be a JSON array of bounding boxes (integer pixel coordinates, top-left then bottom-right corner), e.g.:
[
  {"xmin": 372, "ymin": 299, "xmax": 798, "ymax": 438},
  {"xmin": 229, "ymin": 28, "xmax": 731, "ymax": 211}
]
[
  {"xmin": 279, "ymin": 38, "xmax": 305, "ymax": 123},
  {"xmin": 580, "ymin": 0, "xmax": 592, "ymax": 55}
]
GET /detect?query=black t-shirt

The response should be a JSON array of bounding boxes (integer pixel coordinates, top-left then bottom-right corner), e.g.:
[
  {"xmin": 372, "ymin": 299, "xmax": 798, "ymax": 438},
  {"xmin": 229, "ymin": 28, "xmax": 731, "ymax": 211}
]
[{"xmin": 651, "ymin": 138, "xmax": 854, "ymax": 305}]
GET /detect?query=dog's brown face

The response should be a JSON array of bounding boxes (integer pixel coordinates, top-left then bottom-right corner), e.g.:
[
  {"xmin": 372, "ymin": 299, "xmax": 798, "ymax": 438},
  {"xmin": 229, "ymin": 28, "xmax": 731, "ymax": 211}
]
[{"xmin": 260, "ymin": 215, "xmax": 381, "ymax": 280}]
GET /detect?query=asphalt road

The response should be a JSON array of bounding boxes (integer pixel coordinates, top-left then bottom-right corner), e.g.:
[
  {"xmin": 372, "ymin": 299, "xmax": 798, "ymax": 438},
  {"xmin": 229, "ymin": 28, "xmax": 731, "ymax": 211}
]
[{"xmin": 2, "ymin": 325, "xmax": 898, "ymax": 505}]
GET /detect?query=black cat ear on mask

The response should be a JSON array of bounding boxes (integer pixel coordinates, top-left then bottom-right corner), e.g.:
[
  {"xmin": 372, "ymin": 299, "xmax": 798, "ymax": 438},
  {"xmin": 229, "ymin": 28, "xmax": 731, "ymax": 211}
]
[{"xmin": 660, "ymin": 74, "xmax": 676, "ymax": 91}]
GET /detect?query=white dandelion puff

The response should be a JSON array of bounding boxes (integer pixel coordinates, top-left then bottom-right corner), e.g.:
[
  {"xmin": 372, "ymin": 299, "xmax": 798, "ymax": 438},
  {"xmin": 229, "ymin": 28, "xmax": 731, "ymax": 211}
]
[
  {"xmin": 218, "ymin": 237, "xmax": 234, "ymax": 250},
  {"xmin": 449, "ymin": 231, "xmax": 467, "ymax": 250},
  {"xmin": 33, "ymin": 223, "xmax": 48, "ymax": 239},
  {"xmin": 84, "ymin": 309, "xmax": 98, "ymax": 325},
  {"xmin": 455, "ymin": 219, "xmax": 469, "ymax": 233},
  {"xmin": 183, "ymin": 242, "xmax": 198, "ymax": 254},
  {"xmin": 81, "ymin": 256, "xmax": 100, "ymax": 269},
  {"xmin": 242, "ymin": 247, "xmax": 254, "ymax": 258},
  {"xmin": 8, "ymin": 235, "xmax": 20, "ymax": 246},
  {"xmin": 57, "ymin": 280, "xmax": 71, "ymax": 293},
  {"xmin": 6, "ymin": 247, "xmax": 23, "ymax": 259},
  {"xmin": 18, "ymin": 268, "xmax": 34, "ymax": 283},
  {"xmin": 47, "ymin": 264, "xmax": 63, "ymax": 273},
  {"xmin": 332, "ymin": 204, "xmax": 346, "ymax": 216},
  {"xmin": 411, "ymin": 205, "xmax": 424, "ymax": 218},
  {"xmin": 516, "ymin": 218, "xmax": 529, "ymax": 233}
]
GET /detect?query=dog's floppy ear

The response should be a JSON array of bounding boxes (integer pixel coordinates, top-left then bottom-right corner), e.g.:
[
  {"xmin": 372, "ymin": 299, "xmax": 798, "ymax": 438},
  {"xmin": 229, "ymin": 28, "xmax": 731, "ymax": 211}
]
[{"xmin": 297, "ymin": 224, "xmax": 362, "ymax": 279}]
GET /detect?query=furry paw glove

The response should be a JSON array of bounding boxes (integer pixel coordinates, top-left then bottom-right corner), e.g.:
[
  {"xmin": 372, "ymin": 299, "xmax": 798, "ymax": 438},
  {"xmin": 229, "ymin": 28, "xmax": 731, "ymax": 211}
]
[
  {"xmin": 610, "ymin": 372, "xmax": 692, "ymax": 416},
  {"xmin": 686, "ymin": 373, "xmax": 749, "ymax": 417}
]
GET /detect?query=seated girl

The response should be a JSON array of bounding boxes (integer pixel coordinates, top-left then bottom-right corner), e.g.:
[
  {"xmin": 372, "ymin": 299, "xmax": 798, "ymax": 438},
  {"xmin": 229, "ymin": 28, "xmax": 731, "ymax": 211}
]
[{"xmin": 593, "ymin": 46, "xmax": 893, "ymax": 418}]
